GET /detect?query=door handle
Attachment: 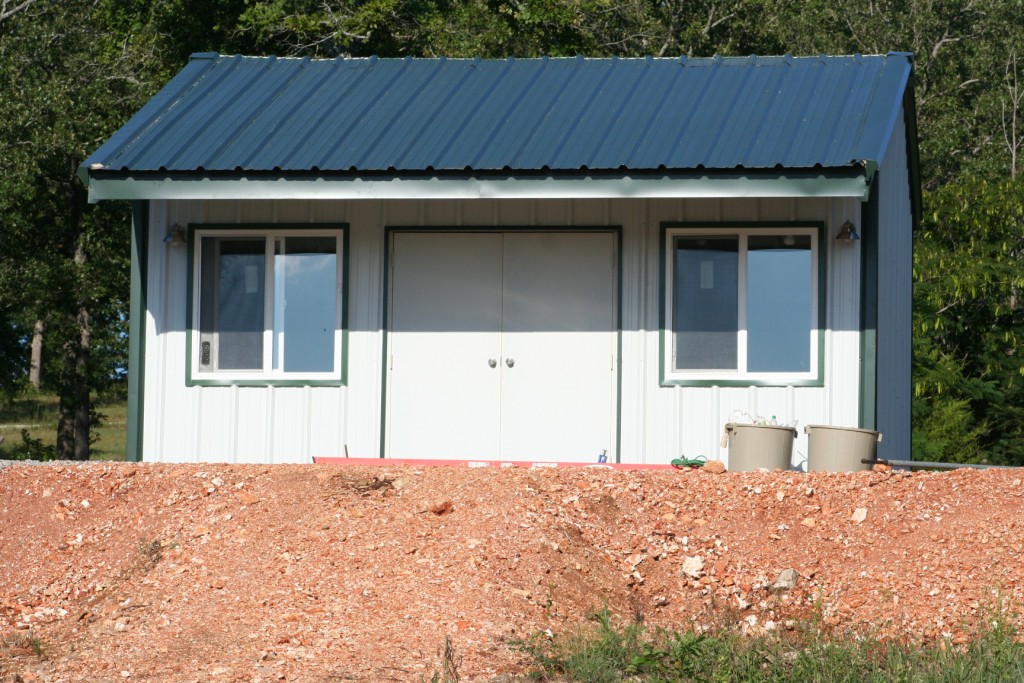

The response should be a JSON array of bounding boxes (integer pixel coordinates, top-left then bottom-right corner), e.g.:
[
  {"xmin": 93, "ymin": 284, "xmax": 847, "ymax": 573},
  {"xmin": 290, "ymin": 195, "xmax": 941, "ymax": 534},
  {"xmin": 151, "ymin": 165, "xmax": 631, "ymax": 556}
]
[
  {"xmin": 505, "ymin": 357, "xmax": 515, "ymax": 368},
  {"xmin": 488, "ymin": 358, "xmax": 497, "ymax": 368}
]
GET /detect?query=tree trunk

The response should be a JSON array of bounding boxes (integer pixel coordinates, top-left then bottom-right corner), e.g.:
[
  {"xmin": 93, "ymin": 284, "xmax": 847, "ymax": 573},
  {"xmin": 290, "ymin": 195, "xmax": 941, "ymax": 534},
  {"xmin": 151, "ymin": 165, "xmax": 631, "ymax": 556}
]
[
  {"xmin": 74, "ymin": 302, "xmax": 90, "ymax": 460},
  {"xmin": 29, "ymin": 318, "xmax": 43, "ymax": 389},
  {"xmin": 55, "ymin": 163, "xmax": 91, "ymax": 461},
  {"xmin": 57, "ymin": 306, "xmax": 91, "ymax": 462},
  {"xmin": 57, "ymin": 394, "xmax": 75, "ymax": 460}
]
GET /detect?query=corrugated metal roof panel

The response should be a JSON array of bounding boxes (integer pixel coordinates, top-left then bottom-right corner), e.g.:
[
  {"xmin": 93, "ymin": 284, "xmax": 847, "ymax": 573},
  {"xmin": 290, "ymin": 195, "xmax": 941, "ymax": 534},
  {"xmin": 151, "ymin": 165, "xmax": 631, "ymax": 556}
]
[{"xmin": 83, "ymin": 53, "xmax": 914, "ymax": 177}]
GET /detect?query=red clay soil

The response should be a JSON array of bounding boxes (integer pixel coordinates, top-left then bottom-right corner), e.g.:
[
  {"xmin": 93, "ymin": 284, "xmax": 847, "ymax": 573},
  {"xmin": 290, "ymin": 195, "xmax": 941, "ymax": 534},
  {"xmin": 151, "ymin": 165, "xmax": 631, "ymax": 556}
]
[{"xmin": 2, "ymin": 462, "xmax": 1024, "ymax": 682}]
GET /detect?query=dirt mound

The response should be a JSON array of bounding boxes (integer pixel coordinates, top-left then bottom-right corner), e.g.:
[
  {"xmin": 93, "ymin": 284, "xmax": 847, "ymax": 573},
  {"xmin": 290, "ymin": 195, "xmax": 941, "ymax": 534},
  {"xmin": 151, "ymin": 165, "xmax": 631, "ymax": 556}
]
[{"xmin": 2, "ymin": 463, "xmax": 1023, "ymax": 681}]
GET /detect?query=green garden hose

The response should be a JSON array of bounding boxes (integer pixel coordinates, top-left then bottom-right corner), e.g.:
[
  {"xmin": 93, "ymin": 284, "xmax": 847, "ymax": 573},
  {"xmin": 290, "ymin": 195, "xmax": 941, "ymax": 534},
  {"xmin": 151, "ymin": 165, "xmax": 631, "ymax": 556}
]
[{"xmin": 671, "ymin": 455, "xmax": 707, "ymax": 469}]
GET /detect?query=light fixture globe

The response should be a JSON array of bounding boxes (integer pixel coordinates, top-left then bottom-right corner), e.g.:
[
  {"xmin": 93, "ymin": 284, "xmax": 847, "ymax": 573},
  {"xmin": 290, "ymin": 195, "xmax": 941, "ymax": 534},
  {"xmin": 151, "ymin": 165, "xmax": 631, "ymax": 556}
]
[{"xmin": 836, "ymin": 221, "xmax": 860, "ymax": 242}]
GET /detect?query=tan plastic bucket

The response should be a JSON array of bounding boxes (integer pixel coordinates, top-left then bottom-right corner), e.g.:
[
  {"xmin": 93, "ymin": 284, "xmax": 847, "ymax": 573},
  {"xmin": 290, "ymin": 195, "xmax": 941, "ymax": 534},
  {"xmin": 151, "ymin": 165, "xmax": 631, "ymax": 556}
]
[
  {"xmin": 804, "ymin": 425, "xmax": 882, "ymax": 472},
  {"xmin": 723, "ymin": 423, "xmax": 797, "ymax": 472}
]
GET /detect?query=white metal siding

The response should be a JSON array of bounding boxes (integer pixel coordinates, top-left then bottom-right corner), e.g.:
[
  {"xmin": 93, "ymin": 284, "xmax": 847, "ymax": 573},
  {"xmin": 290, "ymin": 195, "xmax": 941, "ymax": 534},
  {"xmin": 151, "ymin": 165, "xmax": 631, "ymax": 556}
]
[
  {"xmin": 875, "ymin": 110, "xmax": 914, "ymax": 460},
  {"xmin": 143, "ymin": 195, "xmax": 863, "ymax": 466}
]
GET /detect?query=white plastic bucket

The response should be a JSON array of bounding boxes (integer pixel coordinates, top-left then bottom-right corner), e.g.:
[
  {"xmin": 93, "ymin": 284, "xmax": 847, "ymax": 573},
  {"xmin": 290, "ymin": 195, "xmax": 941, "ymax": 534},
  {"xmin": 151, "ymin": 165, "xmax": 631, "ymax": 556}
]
[
  {"xmin": 723, "ymin": 423, "xmax": 797, "ymax": 472},
  {"xmin": 804, "ymin": 424, "xmax": 882, "ymax": 472}
]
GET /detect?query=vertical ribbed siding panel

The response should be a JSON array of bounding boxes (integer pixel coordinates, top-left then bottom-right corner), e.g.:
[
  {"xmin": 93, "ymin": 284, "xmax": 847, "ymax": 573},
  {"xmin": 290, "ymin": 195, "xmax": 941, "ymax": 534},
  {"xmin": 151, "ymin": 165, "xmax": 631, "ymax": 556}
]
[
  {"xmin": 875, "ymin": 111, "xmax": 913, "ymax": 459},
  {"xmin": 496, "ymin": 201, "xmax": 532, "ymax": 225},
  {"xmin": 147, "ymin": 199, "xmax": 206, "ymax": 462},
  {"xmin": 825, "ymin": 196, "xmax": 863, "ymax": 432},
  {"xmin": 143, "ymin": 193, "xmax": 874, "ymax": 466},
  {"xmin": 535, "ymin": 199, "xmax": 569, "ymax": 225},
  {"xmin": 459, "ymin": 199, "xmax": 498, "ymax": 226},
  {"xmin": 424, "ymin": 199, "xmax": 460, "ymax": 226},
  {"xmin": 570, "ymin": 194, "xmax": 618, "ymax": 463},
  {"xmin": 307, "ymin": 388, "xmax": 343, "ymax": 459},
  {"xmin": 271, "ymin": 387, "xmax": 306, "ymax": 461},
  {"xmin": 235, "ymin": 389, "xmax": 269, "ymax": 463},
  {"xmin": 142, "ymin": 200, "xmax": 167, "ymax": 461},
  {"xmin": 629, "ymin": 196, "xmax": 863, "ymax": 469},
  {"xmin": 612, "ymin": 198, "xmax": 647, "ymax": 462},
  {"xmin": 346, "ymin": 200, "xmax": 384, "ymax": 458},
  {"xmin": 144, "ymin": 199, "xmax": 352, "ymax": 463},
  {"xmin": 653, "ymin": 199, "xmax": 686, "ymax": 464}
]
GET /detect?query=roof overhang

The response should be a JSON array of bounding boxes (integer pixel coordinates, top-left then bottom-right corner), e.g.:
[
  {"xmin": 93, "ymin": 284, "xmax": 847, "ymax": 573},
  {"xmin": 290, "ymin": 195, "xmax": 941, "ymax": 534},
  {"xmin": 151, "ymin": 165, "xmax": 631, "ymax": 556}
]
[{"xmin": 84, "ymin": 169, "xmax": 872, "ymax": 203}]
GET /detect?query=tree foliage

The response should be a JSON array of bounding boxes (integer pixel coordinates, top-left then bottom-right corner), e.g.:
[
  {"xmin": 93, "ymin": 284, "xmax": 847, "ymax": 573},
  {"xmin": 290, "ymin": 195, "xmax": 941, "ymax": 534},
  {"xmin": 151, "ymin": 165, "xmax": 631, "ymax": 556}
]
[
  {"xmin": 1, "ymin": 0, "xmax": 1022, "ymax": 462},
  {"xmin": 913, "ymin": 177, "xmax": 1024, "ymax": 464},
  {"xmin": 0, "ymin": 0, "xmax": 166, "ymax": 456}
]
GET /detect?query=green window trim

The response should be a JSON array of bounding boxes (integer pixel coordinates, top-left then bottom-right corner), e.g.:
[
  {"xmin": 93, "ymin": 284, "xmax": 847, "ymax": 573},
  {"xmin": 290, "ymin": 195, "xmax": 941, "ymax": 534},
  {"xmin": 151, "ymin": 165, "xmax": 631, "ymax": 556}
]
[
  {"xmin": 659, "ymin": 221, "xmax": 827, "ymax": 388},
  {"xmin": 185, "ymin": 223, "xmax": 350, "ymax": 388}
]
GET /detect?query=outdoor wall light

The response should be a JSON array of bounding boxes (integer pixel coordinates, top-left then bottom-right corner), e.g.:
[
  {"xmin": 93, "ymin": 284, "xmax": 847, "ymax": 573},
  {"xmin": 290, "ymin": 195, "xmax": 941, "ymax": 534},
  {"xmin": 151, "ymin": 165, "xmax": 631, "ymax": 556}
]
[
  {"xmin": 164, "ymin": 223, "xmax": 187, "ymax": 246},
  {"xmin": 835, "ymin": 220, "xmax": 860, "ymax": 242}
]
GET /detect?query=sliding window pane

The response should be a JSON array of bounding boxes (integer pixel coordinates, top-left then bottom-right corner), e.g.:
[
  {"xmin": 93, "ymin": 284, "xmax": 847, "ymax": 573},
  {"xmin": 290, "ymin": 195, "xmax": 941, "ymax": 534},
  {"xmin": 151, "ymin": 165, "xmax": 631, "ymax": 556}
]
[
  {"xmin": 674, "ymin": 237, "xmax": 738, "ymax": 370},
  {"xmin": 210, "ymin": 238, "xmax": 265, "ymax": 370},
  {"xmin": 275, "ymin": 236, "xmax": 336, "ymax": 373},
  {"xmin": 746, "ymin": 235, "xmax": 812, "ymax": 372}
]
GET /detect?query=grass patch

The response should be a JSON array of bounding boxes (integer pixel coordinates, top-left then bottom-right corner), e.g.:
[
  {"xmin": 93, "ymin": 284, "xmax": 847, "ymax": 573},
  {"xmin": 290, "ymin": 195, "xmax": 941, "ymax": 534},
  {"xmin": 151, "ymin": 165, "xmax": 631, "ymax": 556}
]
[
  {"xmin": 0, "ymin": 391, "xmax": 127, "ymax": 461},
  {"xmin": 2, "ymin": 631, "xmax": 46, "ymax": 661},
  {"xmin": 427, "ymin": 635, "xmax": 462, "ymax": 683},
  {"xmin": 514, "ymin": 608, "xmax": 1024, "ymax": 682}
]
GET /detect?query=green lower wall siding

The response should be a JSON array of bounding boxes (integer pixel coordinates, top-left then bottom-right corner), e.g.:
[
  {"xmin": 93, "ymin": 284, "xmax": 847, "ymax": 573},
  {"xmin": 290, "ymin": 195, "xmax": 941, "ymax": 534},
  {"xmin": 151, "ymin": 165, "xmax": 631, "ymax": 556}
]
[{"xmin": 859, "ymin": 178, "xmax": 879, "ymax": 432}]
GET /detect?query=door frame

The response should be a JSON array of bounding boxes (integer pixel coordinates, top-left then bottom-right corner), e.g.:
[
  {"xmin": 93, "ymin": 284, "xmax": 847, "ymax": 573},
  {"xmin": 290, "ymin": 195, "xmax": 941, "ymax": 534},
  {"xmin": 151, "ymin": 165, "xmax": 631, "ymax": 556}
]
[{"xmin": 380, "ymin": 225, "xmax": 623, "ymax": 462}]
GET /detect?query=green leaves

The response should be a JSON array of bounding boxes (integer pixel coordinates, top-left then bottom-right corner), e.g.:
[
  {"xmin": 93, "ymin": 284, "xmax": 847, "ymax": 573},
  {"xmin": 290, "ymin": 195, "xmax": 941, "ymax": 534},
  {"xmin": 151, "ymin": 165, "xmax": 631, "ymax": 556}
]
[{"xmin": 913, "ymin": 176, "xmax": 1024, "ymax": 464}]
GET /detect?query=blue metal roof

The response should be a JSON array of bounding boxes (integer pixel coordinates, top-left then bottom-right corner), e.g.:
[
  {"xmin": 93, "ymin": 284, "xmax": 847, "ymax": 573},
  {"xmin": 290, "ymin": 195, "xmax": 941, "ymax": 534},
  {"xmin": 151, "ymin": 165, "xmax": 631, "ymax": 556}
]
[{"xmin": 82, "ymin": 53, "xmax": 914, "ymax": 179}]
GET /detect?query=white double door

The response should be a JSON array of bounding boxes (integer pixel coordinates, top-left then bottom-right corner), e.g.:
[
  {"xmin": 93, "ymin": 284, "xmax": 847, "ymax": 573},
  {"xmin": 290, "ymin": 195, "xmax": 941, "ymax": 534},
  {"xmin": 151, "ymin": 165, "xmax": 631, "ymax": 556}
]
[{"xmin": 386, "ymin": 230, "xmax": 617, "ymax": 461}]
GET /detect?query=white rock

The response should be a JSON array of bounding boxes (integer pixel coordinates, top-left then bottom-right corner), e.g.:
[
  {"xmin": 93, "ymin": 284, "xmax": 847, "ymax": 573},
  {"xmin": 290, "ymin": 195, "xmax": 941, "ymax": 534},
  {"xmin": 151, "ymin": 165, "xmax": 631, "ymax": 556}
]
[
  {"xmin": 681, "ymin": 555, "xmax": 704, "ymax": 578},
  {"xmin": 773, "ymin": 568, "xmax": 798, "ymax": 590},
  {"xmin": 851, "ymin": 507, "xmax": 868, "ymax": 524}
]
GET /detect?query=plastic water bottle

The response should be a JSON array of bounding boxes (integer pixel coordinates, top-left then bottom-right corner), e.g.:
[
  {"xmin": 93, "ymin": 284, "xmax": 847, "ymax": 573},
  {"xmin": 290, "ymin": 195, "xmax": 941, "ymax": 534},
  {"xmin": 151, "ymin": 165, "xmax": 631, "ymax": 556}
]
[
  {"xmin": 770, "ymin": 415, "xmax": 778, "ymax": 426},
  {"xmin": 597, "ymin": 450, "xmax": 608, "ymax": 463}
]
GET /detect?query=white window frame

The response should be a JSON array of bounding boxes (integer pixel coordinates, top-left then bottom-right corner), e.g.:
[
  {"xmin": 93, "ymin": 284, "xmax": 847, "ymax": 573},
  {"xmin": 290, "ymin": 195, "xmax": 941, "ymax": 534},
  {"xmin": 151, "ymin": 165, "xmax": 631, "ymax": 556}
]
[
  {"xmin": 189, "ymin": 227, "xmax": 345, "ymax": 384},
  {"xmin": 663, "ymin": 225, "xmax": 821, "ymax": 386}
]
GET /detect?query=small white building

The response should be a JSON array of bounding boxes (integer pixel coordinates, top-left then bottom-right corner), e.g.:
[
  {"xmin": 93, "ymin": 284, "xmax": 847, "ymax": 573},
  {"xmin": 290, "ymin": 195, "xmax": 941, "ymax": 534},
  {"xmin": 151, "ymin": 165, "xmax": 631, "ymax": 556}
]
[{"xmin": 81, "ymin": 53, "xmax": 919, "ymax": 467}]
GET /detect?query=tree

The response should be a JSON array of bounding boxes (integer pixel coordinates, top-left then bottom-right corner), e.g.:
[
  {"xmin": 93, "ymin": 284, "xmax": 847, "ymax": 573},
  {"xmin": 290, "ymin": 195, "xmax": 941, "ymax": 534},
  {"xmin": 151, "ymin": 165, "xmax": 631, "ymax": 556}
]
[
  {"xmin": 913, "ymin": 176, "xmax": 1024, "ymax": 464},
  {"xmin": 1, "ymin": 0, "xmax": 1022, "ymax": 464},
  {"xmin": 0, "ymin": 0, "xmax": 165, "ymax": 457}
]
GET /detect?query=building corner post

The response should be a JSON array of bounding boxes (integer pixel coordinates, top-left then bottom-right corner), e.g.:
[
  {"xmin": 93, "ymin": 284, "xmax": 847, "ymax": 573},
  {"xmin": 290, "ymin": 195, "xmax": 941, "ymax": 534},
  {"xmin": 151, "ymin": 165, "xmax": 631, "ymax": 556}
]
[{"xmin": 126, "ymin": 201, "xmax": 148, "ymax": 462}]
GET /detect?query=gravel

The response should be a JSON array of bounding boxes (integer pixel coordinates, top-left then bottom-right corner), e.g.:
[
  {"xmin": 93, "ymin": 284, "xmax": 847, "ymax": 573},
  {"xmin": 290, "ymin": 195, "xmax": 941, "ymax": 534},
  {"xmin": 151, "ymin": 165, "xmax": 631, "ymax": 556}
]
[{"xmin": 2, "ymin": 462, "xmax": 1023, "ymax": 681}]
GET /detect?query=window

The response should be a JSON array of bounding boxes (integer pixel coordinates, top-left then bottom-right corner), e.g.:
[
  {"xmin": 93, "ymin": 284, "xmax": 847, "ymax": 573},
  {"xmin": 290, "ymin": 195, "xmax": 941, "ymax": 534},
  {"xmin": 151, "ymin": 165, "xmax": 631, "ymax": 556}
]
[
  {"xmin": 189, "ymin": 227, "xmax": 345, "ymax": 384},
  {"xmin": 663, "ymin": 225, "xmax": 821, "ymax": 385}
]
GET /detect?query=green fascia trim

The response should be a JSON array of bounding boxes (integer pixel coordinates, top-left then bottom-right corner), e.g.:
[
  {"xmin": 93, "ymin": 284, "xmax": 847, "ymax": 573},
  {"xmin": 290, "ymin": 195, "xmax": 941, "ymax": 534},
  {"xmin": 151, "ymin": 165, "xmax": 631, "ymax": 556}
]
[
  {"xmin": 378, "ymin": 228, "xmax": 392, "ymax": 459},
  {"xmin": 379, "ymin": 225, "xmax": 625, "ymax": 460},
  {"xmin": 902, "ymin": 85, "xmax": 924, "ymax": 231},
  {"xmin": 340, "ymin": 227, "xmax": 350, "ymax": 386},
  {"xmin": 614, "ymin": 228, "xmax": 623, "ymax": 464},
  {"xmin": 85, "ymin": 172, "xmax": 871, "ymax": 204},
  {"xmin": 184, "ymin": 222, "xmax": 350, "ymax": 388},
  {"xmin": 126, "ymin": 201, "xmax": 148, "ymax": 462},
  {"xmin": 659, "ymin": 221, "xmax": 827, "ymax": 388},
  {"xmin": 859, "ymin": 177, "xmax": 880, "ymax": 430}
]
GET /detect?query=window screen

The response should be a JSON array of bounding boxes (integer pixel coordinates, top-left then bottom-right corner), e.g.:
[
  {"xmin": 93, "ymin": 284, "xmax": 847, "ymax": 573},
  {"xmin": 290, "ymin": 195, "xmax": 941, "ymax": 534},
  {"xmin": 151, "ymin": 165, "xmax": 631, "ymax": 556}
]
[
  {"xmin": 673, "ymin": 237, "xmax": 738, "ymax": 370},
  {"xmin": 195, "ymin": 230, "xmax": 341, "ymax": 379},
  {"xmin": 200, "ymin": 237, "xmax": 265, "ymax": 370},
  {"xmin": 667, "ymin": 227, "xmax": 818, "ymax": 382},
  {"xmin": 746, "ymin": 235, "xmax": 812, "ymax": 372}
]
